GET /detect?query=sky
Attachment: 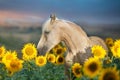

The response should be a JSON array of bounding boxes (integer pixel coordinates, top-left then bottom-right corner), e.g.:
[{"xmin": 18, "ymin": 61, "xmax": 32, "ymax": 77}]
[{"xmin": 0, "ymin": 0, "xmax": 120, "ymax": 27}]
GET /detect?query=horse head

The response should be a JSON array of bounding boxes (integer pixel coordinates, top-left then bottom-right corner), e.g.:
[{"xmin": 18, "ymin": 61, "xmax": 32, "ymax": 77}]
[
  {"xmin": 37, "ymin": 14, "xmax": 63, "ymax": 55},
  {"xmin": 37, "ymin": 14, "xmax": 92, "ymax": 56}
]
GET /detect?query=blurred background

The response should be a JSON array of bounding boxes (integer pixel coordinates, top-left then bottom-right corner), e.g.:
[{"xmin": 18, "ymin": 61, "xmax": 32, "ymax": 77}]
[{"xmin": 0, "ymin": 0, "xmax": 120, "ymax": 53}]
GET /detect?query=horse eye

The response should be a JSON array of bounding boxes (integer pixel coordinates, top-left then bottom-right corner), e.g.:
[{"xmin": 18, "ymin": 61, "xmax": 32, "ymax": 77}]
[{"xmin": 44, "ymin": 31, "xmax": 50, "ymax": 34}]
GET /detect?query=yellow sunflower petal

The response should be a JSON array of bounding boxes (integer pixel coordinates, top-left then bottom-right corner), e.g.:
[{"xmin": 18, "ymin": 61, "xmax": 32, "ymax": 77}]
[
  {"xmin": 0, "ymin": 46, "xmax": 6, "ymax": 58},
  {"xmin": 114, "ymin": 39, "xmax": 120, "ymax": 46}
]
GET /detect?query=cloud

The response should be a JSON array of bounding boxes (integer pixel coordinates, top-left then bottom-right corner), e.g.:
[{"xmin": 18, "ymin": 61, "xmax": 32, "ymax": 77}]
[{"xmin": 0, "ymin": 10, "xmax": 43, "ymax": 27}]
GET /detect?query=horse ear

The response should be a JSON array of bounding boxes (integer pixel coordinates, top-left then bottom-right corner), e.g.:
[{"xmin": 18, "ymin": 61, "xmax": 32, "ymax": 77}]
[{"xmin": 50, "ymin": 14, "xmax": 56, "ymax": 24}]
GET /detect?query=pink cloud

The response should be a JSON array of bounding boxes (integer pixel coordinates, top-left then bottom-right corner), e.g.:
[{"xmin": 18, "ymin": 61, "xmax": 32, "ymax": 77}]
[{"xmin": 0, "ymin": 10, "xmax": 44, "ymax": 27}]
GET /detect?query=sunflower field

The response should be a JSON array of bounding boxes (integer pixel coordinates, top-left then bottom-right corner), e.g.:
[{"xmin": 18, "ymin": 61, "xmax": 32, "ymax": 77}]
[{"xmin": 0, "ymin": 38, "xmax": 120, "ymax": 80}]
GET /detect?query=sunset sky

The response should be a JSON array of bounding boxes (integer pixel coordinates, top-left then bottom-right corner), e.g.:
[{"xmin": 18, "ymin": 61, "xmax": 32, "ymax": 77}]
[{"xmin": 0, "ymin": 0, "xmax": 120, "ymax": 27}]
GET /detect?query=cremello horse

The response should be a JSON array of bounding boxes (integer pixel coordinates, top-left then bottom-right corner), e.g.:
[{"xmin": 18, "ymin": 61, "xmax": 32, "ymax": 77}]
[{"xmin": 37, "ymin": 15, "xmax": 108, "ymax": 79}]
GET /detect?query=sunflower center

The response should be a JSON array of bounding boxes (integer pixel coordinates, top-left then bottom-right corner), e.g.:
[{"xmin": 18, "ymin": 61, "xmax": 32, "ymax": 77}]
[
  {"xmin": 48, "ymin": 57, "xmax": 54, "ymax": 62},
  {"xmin": 48, "ymin": 57, "xmax": 52, "ymax": 61},
  {"xmin": 103, "ymin": 72, "xmax": 115, "ymax": 80},
  {"xmin": 75, "ymin": 68, "xmax": 80, "ymax": 74},
  {"xmin": 108, "ymin": 43, "xmax": 113, "ymax": 47},
  {"xmin": 88, "ymin": 62, "xmax": 98, "ymax": 72},
  {"xmin": 56, "ymin": 48, "xmax": 62, "ymax": 55},
  {"xmin": 38, "ymin": 58, "xmax": 44, "ymax": 64},
  {"xmin": 58, "ymin": 57, "xmax": 63, "ymax": 63},
  {"xmin": 25, "ymin": 47, "xmax": 34, "ymax": 55},
  {"xmin": 10, "ymin": 61, "xmax": 19, "ymax": 69}
]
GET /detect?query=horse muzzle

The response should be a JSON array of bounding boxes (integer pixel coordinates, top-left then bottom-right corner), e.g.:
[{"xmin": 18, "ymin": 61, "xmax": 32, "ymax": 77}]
[{"xmin": 37, "ymin": 46, "xmax": 48, "ymax": 56}]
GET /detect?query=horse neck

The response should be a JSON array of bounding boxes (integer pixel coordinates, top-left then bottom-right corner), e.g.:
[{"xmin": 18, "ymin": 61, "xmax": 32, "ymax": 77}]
[{"xmin": 61, "ymin": 22, "xmax": 91, "ymax": 55}]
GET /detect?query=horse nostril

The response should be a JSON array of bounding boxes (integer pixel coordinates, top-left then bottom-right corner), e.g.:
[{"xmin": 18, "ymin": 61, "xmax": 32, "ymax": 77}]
[{"xmin": 37, "ymin": 46, "xmax": 48, "ymax": 56}]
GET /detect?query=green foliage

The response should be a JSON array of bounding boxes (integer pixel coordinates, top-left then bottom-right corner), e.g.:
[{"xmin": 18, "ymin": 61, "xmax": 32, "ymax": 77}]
[
  {"xmin": 0, "ymin": 36, "xmax": 24, "ymax": 50},
  {"xmin": 0, "ymin": 63, "xmax": 8, "ymax": 80},
  {"xmin": 0, "ymin": 60, "xmax": 67, "ymax": 80}
]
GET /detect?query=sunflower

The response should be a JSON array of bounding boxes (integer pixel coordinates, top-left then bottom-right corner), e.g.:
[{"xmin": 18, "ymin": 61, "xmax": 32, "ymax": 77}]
[
  {"xmin": 54, "ymin": 44, "xmax": 62, "ymax": 49},
  {"xmin": 111, "ymin": 40, "xmax": 120, "ymax": 57},
  {"xmin": 47, "ymin": 54, "xmax": 56, "ymax": 63},
  {"xmin": 0, "ymin": 46, "xmax": 6, "ymax": 58},
  {"xmin": 54, "ymin": 47, "xmax": 65, "ymax": 55},
  {"xmin": 91, "ymin": 45, "xmax": 106, "ymax": 59},
  {"xmin": 105, "ymin": 37, "xmax": 114, "ymax": 47},
  {"xmin": 106, "ymin": 41, "xmax": 114, "ymax": 48},
  {"xmin": 22, "ymin": 43, "xmax": 37, "ymax": 60},
  {"xmin": 55, "ymin": 55, "xmax": 64, "ymax": 65},
  {"xmin": 35, "ymin": 56, "xmax": 47, "ymax": 67},
  {"xmin": 83, "ymin": 57, "xmax": 102, "ymax": 78},
  {"xmin": 105, "ymin": 37, "xmax": 113, "ymax": 43},
  {"xmin": 111, "ymin": 44, "xmax": 120, "ymax": 57},
  {"xmin": 6, "ymin": 58, "xmax": 23, "ymax": 73},
  {"xmin": 2, "ymin": 51, "xmax": 17, "ymax": 65},
  {"xmin": 72, "ymin": 63, "xmax": 82, "ymax": 78},
  {"xmin": 99, "ymin": 67, "xmax": 119, "ymax": 80}
]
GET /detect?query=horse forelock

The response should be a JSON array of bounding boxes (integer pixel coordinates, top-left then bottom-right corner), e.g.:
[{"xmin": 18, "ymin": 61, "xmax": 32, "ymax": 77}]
[{"xmin": 42, "ymin": 18, "xmax": 59, "ymax": 33}]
